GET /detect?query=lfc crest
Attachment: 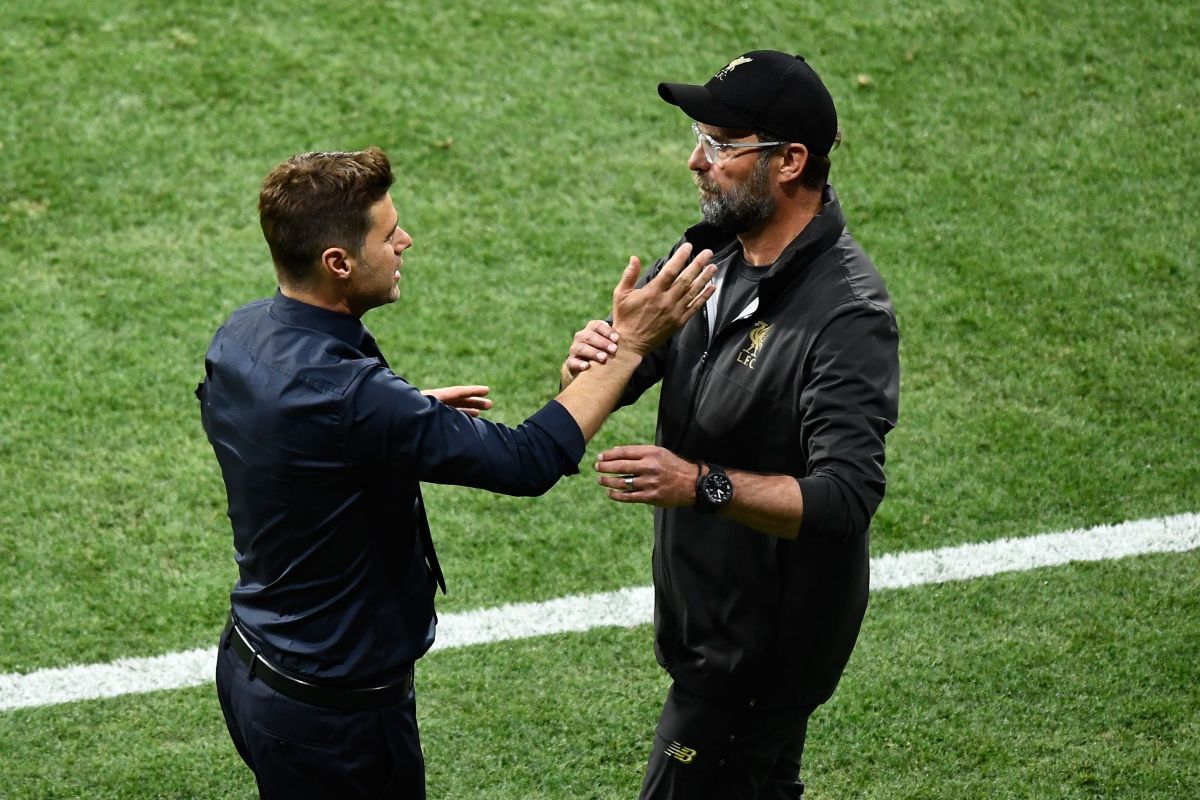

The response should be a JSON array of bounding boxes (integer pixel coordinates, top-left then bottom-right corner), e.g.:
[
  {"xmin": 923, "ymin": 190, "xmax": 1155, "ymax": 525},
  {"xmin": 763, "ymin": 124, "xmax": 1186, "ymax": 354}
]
[
  {"xmin": 715, "ymin": 56, "xmax": 753, "ymax": 80},
  {"xmin": 737, "ymin": 321, "xmax": 771, "ymax": 369}
]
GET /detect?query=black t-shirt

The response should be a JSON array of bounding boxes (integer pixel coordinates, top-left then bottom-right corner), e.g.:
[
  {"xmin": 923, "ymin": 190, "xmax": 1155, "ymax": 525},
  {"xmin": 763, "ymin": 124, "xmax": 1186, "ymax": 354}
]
[{"xmin": 714, "ymin": 252, "xmax": 770, "ymax": 334}]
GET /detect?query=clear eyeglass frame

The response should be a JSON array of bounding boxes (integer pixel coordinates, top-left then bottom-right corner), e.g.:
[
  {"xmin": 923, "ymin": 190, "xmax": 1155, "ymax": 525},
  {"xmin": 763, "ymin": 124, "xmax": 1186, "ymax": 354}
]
[{"xmin": 691, "ymin": 122, "xmax": 787, "ymax": 165}]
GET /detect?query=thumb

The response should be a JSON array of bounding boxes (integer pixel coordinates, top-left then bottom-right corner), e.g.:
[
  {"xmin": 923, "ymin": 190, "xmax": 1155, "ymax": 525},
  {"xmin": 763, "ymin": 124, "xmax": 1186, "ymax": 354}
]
[{"xmin": 614, "ymin": 255, "xmax": 642, "ymax": 301}]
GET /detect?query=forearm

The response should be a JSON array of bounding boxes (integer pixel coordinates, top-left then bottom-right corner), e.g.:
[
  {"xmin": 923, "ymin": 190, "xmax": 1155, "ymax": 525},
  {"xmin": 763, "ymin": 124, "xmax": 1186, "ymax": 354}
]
[
  {"xmin": 554, "ymin": 346, "xmax": 644, "ymax": 443},
  {"xmin": 719, "ymin": 469, "xmax": 804, "ymax": 540}
]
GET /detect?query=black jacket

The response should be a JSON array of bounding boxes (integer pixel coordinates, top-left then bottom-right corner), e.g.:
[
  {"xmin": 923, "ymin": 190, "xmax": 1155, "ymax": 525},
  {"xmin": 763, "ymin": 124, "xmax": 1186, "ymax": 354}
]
[{"xmin": 622, "ymin": 188, "xmax": 900, "ymax": 705}]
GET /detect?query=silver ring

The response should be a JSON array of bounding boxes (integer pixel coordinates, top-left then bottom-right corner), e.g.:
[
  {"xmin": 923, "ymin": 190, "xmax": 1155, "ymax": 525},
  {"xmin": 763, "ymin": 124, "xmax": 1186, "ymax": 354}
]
[{"xmin": 623, "ymin": 475, "xmax": 635, "ymax": 491}]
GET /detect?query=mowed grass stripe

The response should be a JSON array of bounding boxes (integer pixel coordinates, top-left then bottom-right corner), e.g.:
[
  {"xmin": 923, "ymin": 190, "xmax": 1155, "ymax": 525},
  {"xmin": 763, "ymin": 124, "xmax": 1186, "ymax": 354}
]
[{"xmin": 2, "ymin": 512, "xmax": 1196, "ymax": 712}]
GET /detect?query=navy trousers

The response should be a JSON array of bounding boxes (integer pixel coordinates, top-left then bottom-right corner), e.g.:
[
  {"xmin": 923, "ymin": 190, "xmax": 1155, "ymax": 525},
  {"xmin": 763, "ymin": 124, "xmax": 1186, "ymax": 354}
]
[
  {"xmin": 639, "ymin": 682, "xmax": 817, "ymax": 800},
  {"xmin": 215, "ymin": 643, "xmax": 425, "ymax": 799}
]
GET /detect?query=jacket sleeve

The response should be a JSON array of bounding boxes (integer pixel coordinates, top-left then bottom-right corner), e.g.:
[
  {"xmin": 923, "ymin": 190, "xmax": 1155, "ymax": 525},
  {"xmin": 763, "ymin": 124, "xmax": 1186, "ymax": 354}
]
[{"xmin": 795, "ymin": 302, "xmax": 900, "ymax": 540}]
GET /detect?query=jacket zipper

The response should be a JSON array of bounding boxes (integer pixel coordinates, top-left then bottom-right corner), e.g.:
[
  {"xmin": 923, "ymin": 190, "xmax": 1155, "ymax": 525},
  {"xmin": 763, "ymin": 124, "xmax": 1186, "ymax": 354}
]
[
  {"xmin": 677, "ymin": 306, "xmax": 712, "ymax": 438},
  {"xmin": 680, "ymin": 299, "xmax": 756, "ymax": 439}
]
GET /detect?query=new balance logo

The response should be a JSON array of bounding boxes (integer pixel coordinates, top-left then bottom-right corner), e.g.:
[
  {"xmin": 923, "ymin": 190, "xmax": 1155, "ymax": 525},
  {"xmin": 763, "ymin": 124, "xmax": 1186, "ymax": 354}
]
[{"xmin": 664, "ymin": 741, "xmax": 697, "ymax": 764}]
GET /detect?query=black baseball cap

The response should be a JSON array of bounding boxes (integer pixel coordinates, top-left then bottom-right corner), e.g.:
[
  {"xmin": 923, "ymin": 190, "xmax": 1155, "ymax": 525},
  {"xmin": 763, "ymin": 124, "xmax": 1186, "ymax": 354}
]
[{"xmin": 658, "ymin": 50, "xmax": 838, "ymax": 157}]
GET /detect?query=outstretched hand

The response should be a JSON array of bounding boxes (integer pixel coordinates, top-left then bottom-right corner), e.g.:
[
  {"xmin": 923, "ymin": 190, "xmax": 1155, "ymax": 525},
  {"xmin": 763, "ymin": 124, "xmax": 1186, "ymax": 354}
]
[
  {"xmin": 424, "ymin": 385, "xmax": 492, "ymax": 417},
  {"xmin": 612, "ymin": 243, "xmax": 716, "ymax": 356}
]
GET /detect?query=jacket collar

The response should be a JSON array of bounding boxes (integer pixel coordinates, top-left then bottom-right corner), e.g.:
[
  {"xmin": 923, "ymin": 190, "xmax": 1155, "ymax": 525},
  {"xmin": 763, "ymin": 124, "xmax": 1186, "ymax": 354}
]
[{"xmin": 268, "ymin": 289, "xmax": 374, "ymax": 352}]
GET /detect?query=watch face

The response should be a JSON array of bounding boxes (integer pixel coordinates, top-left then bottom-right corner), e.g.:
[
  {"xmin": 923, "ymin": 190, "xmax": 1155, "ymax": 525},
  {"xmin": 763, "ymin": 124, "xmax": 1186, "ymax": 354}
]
[{"xmin": 704, "ymin": 473, "xmax": 733, "ymax": 505}]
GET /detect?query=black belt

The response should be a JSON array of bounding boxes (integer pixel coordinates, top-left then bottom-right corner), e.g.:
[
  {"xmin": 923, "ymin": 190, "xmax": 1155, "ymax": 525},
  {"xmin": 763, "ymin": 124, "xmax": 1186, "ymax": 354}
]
[{"xmin": 222, "ymin": 614, "xmax": 413, "ymax": 712}]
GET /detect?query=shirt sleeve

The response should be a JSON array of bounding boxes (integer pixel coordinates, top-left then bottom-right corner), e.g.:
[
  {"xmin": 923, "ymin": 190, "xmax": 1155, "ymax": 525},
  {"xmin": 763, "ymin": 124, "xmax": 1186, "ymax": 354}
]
[
  {"xmin": 349, "ymin": 368, "xmax": 586, "ymax": 496},
  {"xmin": 796, "ymin": 302, "xmax": 900, "ymax": 540}
]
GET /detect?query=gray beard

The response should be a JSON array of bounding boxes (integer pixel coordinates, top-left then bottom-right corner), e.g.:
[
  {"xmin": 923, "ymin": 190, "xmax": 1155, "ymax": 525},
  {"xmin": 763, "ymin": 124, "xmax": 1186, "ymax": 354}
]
[{"xmin": 697, "ymin": 154, "xmax": 776, "ymax": 233}]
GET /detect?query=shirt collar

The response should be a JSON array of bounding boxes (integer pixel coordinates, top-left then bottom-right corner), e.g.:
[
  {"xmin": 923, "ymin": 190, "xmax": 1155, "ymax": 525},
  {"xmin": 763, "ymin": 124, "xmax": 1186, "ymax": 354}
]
[{"xmin": 269, "ymin": 289, "xmax": 372, "ymax": 351}]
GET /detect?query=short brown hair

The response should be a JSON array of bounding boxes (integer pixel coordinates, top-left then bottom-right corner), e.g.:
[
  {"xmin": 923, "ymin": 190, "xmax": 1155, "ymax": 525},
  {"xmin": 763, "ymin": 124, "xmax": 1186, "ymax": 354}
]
[{"xmin": 258, "ymin": 146, "xmax": 395, "ymax": 284}]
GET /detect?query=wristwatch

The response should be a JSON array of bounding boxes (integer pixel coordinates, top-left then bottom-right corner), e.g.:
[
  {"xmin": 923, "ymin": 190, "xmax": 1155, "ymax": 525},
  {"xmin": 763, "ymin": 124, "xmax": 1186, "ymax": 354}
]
[{"xmin": 694, "ymin": 463, "xmax": 733, "ymax": 514}]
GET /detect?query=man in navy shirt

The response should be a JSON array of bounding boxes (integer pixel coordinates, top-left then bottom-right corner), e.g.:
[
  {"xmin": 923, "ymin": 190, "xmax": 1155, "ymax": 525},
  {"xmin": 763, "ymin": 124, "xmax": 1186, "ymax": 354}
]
[{"xmin": 197, "ymin": 146, "xmax": 715, "ymax": 799}]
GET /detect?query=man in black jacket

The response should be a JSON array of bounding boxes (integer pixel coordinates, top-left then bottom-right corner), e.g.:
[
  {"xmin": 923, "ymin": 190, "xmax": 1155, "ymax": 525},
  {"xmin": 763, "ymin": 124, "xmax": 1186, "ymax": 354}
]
[
  {"xmin": 198, "ymin": 146, "xmax": 715, "ymax": 799},
  {"xmin": 561, "ymin": 52, "xmax": 900, "ymax": 799}
]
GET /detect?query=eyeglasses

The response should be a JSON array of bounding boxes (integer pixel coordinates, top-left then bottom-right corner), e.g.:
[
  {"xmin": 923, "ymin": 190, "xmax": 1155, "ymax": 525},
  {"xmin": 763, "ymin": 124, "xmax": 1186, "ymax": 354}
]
[{"xmin": 691, "ymin": 122, "xmax": 787, "ymax": 165}]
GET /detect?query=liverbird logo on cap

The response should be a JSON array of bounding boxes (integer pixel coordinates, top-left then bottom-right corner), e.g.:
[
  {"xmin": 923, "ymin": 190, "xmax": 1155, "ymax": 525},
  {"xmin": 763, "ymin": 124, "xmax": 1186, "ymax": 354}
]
[{"xmin": 714, "ymin": 56, "xmax": 753, "ymax": 80}]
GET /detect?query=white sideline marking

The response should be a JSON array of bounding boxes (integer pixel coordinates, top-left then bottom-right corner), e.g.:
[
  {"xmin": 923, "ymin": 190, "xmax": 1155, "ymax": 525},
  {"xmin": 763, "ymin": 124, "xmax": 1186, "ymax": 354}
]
[{"xmin": 2, "ymin": 513, "xmax": 1197, "ymax": 712}]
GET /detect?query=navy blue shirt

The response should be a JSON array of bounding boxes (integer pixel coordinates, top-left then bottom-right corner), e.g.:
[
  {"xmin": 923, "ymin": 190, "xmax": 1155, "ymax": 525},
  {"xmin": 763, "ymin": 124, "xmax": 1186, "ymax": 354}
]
[{"xmin": 197, "ymin": 291, "xmax": 584, "ymax": 686}]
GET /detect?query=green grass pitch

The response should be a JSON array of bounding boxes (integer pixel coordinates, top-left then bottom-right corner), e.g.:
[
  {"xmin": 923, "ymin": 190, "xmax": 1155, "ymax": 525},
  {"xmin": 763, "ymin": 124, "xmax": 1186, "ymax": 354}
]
[{"xmin": 1, "ymin": 0, "xmax": 1197, "ymax": 797}]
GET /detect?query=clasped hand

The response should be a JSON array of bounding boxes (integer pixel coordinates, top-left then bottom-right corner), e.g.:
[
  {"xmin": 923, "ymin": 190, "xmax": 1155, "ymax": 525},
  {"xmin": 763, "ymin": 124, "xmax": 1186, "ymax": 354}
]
[
  {"xmin": 610, "ymin": 243, "xmax": 715, "ymax": 356},
  {"xmin": 566, "ymin": 243, "xmax": 714, "ymax": 376}
]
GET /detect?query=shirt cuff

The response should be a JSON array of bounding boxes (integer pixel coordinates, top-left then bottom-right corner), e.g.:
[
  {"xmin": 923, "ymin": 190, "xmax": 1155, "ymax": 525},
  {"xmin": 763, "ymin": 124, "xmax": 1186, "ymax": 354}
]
[
  {"xmin": 527, "ymin": 400, "xmax": 586, "ymax": 474},
  {"xmin": 796, "ymin": 475, "xmax": 832, "ymax": 539}
]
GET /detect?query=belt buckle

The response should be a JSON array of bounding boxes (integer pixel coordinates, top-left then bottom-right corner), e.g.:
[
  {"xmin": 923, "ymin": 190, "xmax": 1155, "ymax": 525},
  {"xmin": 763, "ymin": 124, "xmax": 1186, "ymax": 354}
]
[{"xmin": 228, "ymin": 616, "xmax": 266, "ymax": 680}]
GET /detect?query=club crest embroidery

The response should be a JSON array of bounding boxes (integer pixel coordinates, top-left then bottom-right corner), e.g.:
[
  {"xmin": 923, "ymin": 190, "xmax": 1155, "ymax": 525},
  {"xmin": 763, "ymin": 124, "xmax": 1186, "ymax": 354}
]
[
  {"xmin": 664, "ymin": 741, "xmax": 697, "ymax": 764},
  {"xmin": 737, "ymin": 321, "xmax": 772, "ymax": 369},
  {"xmin": 714, "ymin": 56, "xmax": 753, "ymax": 80}
]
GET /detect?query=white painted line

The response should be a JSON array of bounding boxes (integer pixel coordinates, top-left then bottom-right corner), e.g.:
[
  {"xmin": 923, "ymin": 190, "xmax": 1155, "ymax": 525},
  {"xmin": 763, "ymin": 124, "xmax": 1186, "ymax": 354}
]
[
  {"xmin": 871, "ymin": 512, "xmax": 1200, "ymax": 589},
  {"xmin": 2, "ymin": 512, "xmax": 1197, "ymax": 712},
  {"xmin": 429, "ymin": 585, "xmax": 655, "ymax": 652},
  {"xmin": 0, "ymin": 648, "xmax": 218, "ymax": 712}
]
